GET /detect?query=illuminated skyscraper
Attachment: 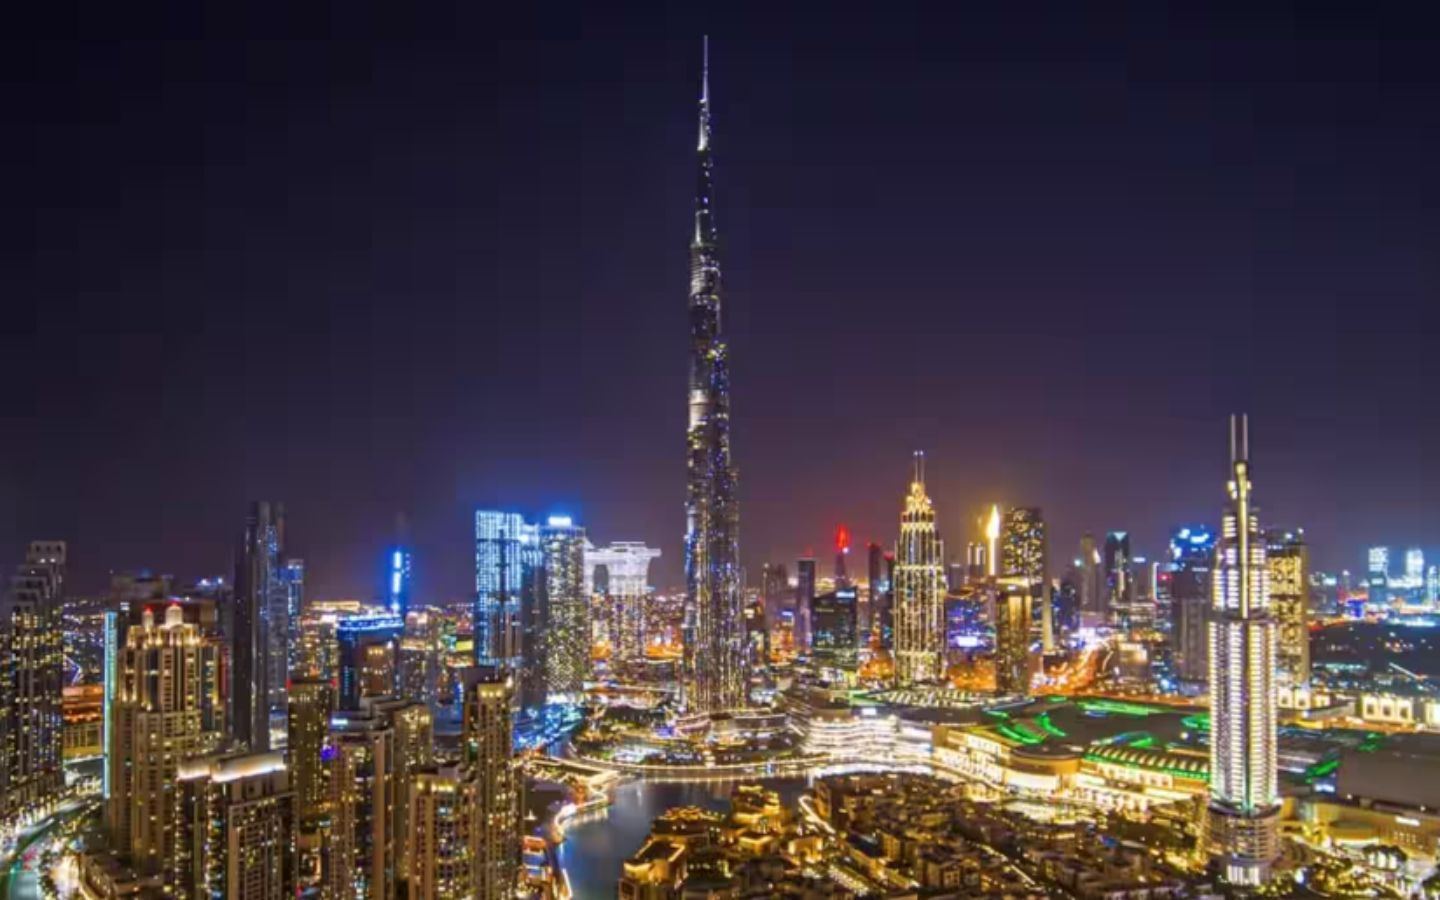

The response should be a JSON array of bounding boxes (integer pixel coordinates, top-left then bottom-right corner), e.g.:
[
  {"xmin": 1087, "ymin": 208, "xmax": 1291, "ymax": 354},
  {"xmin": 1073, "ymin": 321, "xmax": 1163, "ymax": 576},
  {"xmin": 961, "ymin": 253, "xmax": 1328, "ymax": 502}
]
[
  {"xmin": 106, "ymin": 605, "xmax": 223, "ymax": 877},
  {"xmin": 1169, "ymin": 525, "xmax": 1216, "ymax": 685},
  {"xmin": 683, "ymin": 38, "xmax": 745, "ymax": 715},
  {"xmin": 286, "ymin": 677, "xmax": 333, "ymax": 865},
  {"xmin": 174, "ymin": 752, "xmax": 296, "ymax": 900},
  {"xmin": 1267, "ymin": 529, "xmax": 1310, "ymax": 687},
  {"xmin": 284, "ymin": 559, "xmax": 305, "ymax": 674},
  {"xmin": 834, "ymin": 525, "xmax": 852, "ymax": 586},
  {"xmin": 408, "ymin": 763, "xmax": 481, "ymax": 900},
  {"xmin": 1102, "ymin": 531, "xmax": 1136, "ymax": 627},
  {"xmin": 235, "ymin": 501, "xmax": 287, "ymax": 752},
  {"xmin": 1207, "ymin": 415, "xmax": 1279, "ymax": 885},
  {"xmin": 473, "ymin": 510, "xmax": 540, "ymax": 672},
  {"xmin": 584, "ymin": 542, "xmax": 660, "ymax": 666},
  {"xmin": 400, "ymin": 610, "xmax": 445, "ymax": 712},
  {"xmin": 369, "ymin": 698, "xmax": 434, "ymax": 889},
  {"xmin": 864, "ymin": 543, "xmax": 888, "ymax": 644},
  {"xmin": 328, "ymin": 704, "xmax": 396, "ymax": 900},
  {"xmin": 461, "ymin": 666, "xmax": 519, "ymax": 899},
  {"xmin": 1367, "ymin": 546, "xmax": 1389, "ymax": 606},
  {"xmin": 894, "ymin": 453, "xmax": 946, "ymax": 684},
  {"xmin": 540, "ymin": 516, "xmax": 588, "ymax": 700},
  {"xmin": 993, "ymin": 577, "xmax": 1033, "ymax": 695},
  {"xmin": 793, "ymin": 557, "xmax": 816, "ymax": 651},
  {"xmin": 1000, "ymin": 507, "xmax": 1051, "ymax": 652},
  {"xmin": 811, "ymin": 587, "xmax": 858, "ymax": 668},
  {"xmin": 4, "ymin": 540, "xmax": 66, "ymax": 817},
  {"xmin": 335, "ymin": 614, "xmax": 403, "ymax": 709},
  {"xmin": 760, "ymin": 562, "xmax": 789, "ymax": 645},
  {"xmin": 388, "ymin": 546, "xmax": 413, "ymax": 618}
]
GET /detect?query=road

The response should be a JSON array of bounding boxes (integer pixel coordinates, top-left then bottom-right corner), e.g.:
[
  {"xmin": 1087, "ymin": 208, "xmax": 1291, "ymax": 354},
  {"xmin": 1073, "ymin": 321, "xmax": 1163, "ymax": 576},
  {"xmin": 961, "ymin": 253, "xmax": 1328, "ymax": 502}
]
[{"xmin": 0, "ymin": 801, "xmax": 89, "ymax": 900}]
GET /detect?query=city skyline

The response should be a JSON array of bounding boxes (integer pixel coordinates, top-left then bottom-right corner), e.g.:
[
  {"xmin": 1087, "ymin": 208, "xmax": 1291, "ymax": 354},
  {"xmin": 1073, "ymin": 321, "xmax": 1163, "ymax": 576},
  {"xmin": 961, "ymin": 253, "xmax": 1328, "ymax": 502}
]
[
  {"xmin": 9, "ymin": 16, "xmax": 1440, "ymax": 896},
  {"xmin": 7, "ymin": 11, "xmax": 1440, "ymax": 602}
]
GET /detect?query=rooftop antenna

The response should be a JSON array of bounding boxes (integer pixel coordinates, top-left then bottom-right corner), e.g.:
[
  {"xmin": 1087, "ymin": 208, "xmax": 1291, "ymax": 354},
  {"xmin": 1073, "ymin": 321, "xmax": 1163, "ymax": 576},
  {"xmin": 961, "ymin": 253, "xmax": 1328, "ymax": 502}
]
[{"xmin": 1230, "ymin": 413, "xmax": 1249, "ymax": 464}]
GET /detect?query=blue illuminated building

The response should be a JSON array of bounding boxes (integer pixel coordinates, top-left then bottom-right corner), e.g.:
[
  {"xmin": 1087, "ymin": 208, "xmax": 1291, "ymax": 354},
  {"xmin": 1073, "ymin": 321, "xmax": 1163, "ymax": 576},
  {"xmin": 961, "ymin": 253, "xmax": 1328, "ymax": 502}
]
[
  {"xmin": 474, "ymin": 510, "xmax": 540, "ymax": 673},
  {"xmin": 336, "ymin": 614, "xmax": 403, "ymax": 710},
  {"xmin": 387, "ymin": 547, "xmax": 412, "ymax": 617}
]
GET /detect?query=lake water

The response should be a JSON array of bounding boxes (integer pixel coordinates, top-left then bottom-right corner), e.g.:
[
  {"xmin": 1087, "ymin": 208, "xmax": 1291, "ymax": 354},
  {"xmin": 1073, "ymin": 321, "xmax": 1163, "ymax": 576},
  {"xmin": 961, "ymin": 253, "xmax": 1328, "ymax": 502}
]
[{"xmin": 555, "ymin": 776, "xmax": 809, "ymax": 899}]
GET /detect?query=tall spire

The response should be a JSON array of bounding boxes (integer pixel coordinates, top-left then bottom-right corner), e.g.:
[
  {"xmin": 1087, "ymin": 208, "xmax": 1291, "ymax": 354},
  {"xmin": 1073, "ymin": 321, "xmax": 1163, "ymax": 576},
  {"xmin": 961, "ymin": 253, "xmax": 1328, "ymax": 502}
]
[
  {"xmin": 702, "ymin": 34, "xmax": 710, "ymax": 105},
  {"xmin": 683, "ymin": 34, "xmax": 743, "ymax": 716},
  {"xmin": 697, "ymin": 36, "xmax": 712, "ymax": 152}
]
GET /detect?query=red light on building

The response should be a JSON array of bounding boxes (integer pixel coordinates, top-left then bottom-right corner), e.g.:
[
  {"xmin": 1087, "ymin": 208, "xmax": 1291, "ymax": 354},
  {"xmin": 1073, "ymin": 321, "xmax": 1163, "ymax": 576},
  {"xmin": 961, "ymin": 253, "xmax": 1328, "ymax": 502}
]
[{"xmin": 835, "ymin": 524, "xmax": 851, "ymax": 554}]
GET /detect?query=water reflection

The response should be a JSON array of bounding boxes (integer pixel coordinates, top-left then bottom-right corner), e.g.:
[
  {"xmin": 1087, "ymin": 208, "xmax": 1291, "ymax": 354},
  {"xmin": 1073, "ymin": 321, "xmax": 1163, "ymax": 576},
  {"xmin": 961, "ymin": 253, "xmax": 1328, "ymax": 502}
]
[{"xmin": 555, "ymin": 776, "xmax": 808, "ymax": 900}]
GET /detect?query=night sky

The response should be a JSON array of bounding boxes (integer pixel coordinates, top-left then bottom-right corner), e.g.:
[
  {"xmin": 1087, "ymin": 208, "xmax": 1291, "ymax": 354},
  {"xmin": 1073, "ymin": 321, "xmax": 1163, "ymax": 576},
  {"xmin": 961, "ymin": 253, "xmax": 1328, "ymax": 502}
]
[{"xmin": 4, "ymin": 4, "xmax": 1438, "ymax": 601}]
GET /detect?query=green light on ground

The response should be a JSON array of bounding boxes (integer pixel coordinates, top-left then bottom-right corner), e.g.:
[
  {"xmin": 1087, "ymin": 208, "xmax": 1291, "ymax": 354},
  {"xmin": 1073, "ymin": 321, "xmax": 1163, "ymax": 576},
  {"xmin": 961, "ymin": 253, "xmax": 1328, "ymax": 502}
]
[
  {"xmin": 1181, "ymin": 713, "xmax": 1210, "ymax": 731},
  {"xmin": 1036, "ymin": 712, "xmax": 1067, "ymax": 738},
  {"xmin": 996, "ymin": 723, "xmax": 1045, "ymax": 746},
  {"xmin": 1078, "ymin": 699, "xmax": 1162, "ymax": 717}
]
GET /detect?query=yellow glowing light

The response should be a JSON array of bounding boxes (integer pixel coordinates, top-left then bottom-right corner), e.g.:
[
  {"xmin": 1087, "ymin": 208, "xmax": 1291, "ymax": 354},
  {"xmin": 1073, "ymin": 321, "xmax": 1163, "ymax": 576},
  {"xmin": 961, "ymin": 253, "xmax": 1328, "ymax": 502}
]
[{"xmin": 985, "ymin": 505, "xmax": 1001, "ymax": 577}]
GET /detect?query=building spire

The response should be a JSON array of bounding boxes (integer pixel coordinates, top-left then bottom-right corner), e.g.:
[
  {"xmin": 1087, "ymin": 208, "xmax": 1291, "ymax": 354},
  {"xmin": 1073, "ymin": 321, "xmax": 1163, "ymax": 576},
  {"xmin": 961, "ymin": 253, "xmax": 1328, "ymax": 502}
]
[
  {"xmin": 697, "ymin": 36, "xmax": 712, "ymax": 152},
  {"xmin": 1230, "ymin": 413, "xmax": 1249, "ymax": 464}
]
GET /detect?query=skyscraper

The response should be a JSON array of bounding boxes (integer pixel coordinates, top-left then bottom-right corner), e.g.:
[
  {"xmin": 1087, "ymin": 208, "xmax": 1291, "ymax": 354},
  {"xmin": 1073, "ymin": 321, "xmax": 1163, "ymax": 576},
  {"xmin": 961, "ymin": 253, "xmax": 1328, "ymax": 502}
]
[
  {"xmin": 369, "ymin": 698, "xmax": 434, "ymax": 889},
  {"xmin": 284, "ymin": 559, "xmax": 305, "ymax": 675},
  {"xmin": 833, "ymin": 525, "xmax": 851, "ymax": 586},
  {"xmin": 335, "ymin": 614, "xmax": 403, "ymax": 710},
  {"xmin": 811, "ymin": 587, "xmax": 858, "ymax": 668},
  {"xmin": 540, "ymin": 516, "xmax": 588, "ymax": 700},
  {"xmin": 107, "ymin": 604, "xmax": 223, "ymax": 876},
  {"xmin": 584, "ymin": 542, "xmax": 661, "ymax": 666},
  {"xmin": 683, "ymin": 38, "xmax": 745, "ymax": 715},
  {"xmin": 174, "ymin": 753, "xmax": 296, "ymax": 900},
  {"xmin": 864, "ymin": 543, "xmax": 885, "ymax": 642},
  {"xmin": 1207, "ymin": 416, "xmax": 1279, "ymax": 885},
  {"xmin": 793, "ymin": 557, "xmax": 816, "ymax": 652},
  {"xmin": 1169, "ymin": 525, "xmax": 1216, "ymax": 685},
  {"xmin": 408, "ymin": 763, "xmax": 481, "ymax": 900},
  {"xmin": 1267, "ymin": 529, "xmax": 1310, "ymax": 687},
  {"xmin": 4, "ymin": 540, "xmax": 66, "ymax": 818},
  {"xmin": 473, "ymin": 510, "xmax": 540, "ymax": 673},
  {"xmin": 328, "ymin": 702, "xmax": 397, "ymax": 900},
  {"xmin": 1000, "ymin": 507, "xmax": 1050, "ymax": 652},
  {"xmin": 287, "ymin": 680, "xmax": 332, "ymax": 815},
  {"xmin": 993, "ymin": 577, "xmax": 1033, "ymax": 695},
  {"xmin": 388, "ymin": 546, "xmax": 413, "ymax": 618},
  {"xmin": 235, "ymin": 501, "xmax": 287, "ymax": 752},
  {"xmin": 1367, "ymin": 546, "xmax": 1389, "ymax": 606},
  {"xmin": 1102, "ymin": 531, "xmax": 1135, "ymax": 627},
  {"xmin": 1077, "ymin": 534, "xmax": 1102, "ymax": 626},
  {"xmin": 760, "ymin": 562, "xmax": 789, "ymax": 647},
  {"xmin": 894, "ymin": 454, "xmax": 946, "ymax": 685},
  {"xmin": 461, "ymin": 666, "xmax": 519, "ymax": 899}
]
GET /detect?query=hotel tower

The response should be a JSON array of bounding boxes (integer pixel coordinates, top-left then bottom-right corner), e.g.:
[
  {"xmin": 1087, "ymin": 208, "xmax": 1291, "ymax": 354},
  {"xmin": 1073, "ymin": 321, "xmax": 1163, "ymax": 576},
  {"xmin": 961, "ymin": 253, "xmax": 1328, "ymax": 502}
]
[{"xmin": 1206, "ymin": 415, "xmax": 1280, "ymax": 885}]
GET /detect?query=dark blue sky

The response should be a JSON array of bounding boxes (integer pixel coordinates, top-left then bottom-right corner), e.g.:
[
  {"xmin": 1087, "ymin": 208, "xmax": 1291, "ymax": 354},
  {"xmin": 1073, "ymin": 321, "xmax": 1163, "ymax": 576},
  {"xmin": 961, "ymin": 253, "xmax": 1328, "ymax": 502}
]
[{"xmin": 3, "ymin": 3, "xmax": 1438, "ymax": 599}]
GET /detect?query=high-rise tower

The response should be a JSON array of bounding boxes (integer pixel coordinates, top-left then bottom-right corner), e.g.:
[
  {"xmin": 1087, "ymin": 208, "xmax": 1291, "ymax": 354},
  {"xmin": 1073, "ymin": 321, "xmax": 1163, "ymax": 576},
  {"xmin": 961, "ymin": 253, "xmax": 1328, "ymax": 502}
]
[
  {"xmin": 1267, "ymin": 529, "xmax": 1310, "ymax": 687},
  {"xmin": 1000, "ymin": 507, "xmax": 1050, "ymax": 652},
  {"xmin": 4, "ymin": 540, "xmax": 66, "ymax": 818},
  {"xmin": 1206, "ymin": 415, "xmax": 1280, "ymax": 885},
  {"xmin": 234, "ymin": 502, "xmax": 286, "ymax": 752},
  {"xmin": 894, "ymin": 453, "xmax": 946, "ymax": 684},
  {"xmin": 683, "ymin": 37, "xmax": 745, "ymax": 714},
  {"xmin": 540, "ymin": 516, "xmax": 588, "ymax": 700}
]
